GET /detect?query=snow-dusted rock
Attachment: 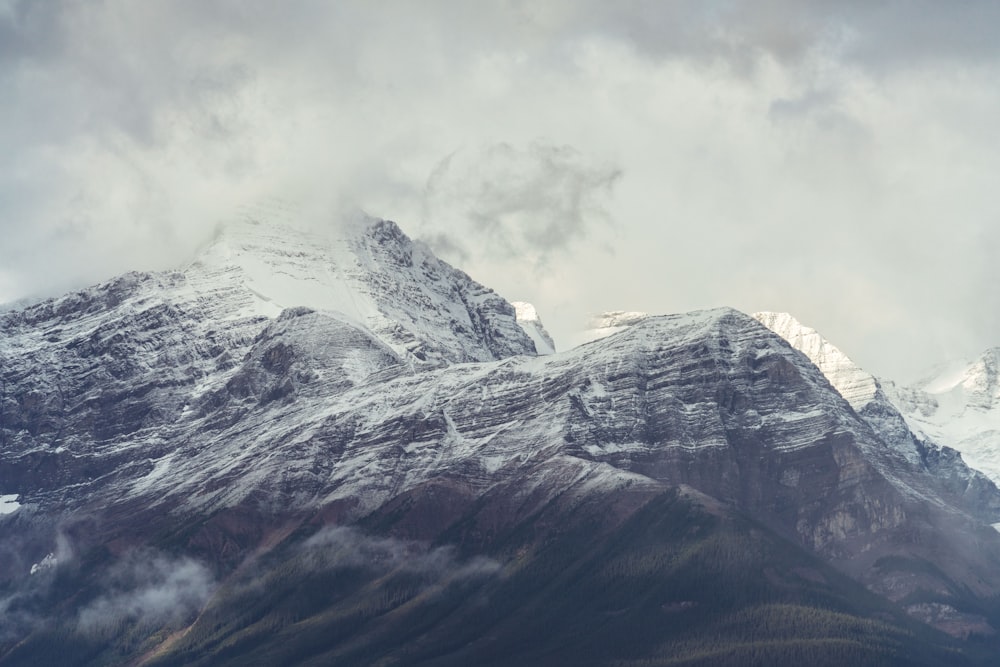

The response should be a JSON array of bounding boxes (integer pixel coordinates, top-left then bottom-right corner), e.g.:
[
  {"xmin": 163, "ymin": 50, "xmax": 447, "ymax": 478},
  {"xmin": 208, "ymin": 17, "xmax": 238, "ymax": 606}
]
[
  {"xmin": 0, "ymin": 212, "xmax": 537, "ymax": 513},
  {"xmin": 4, "ymin": 211, "xmax": 1000, "ymax": 643},
  {"xmin": 572, "ymin": 310, "xmax": 649, "ymax": 346},
  {"xmin": 754, "ymin": 311, "xmax": 1000, "ymax": 521},
  {"xmin": 886, "ymin": 349, "xmax": 1000, "ymax": 485},
  {"xmin": 753, "ymin": 312, "xmax": 878, "ymax": 409}
]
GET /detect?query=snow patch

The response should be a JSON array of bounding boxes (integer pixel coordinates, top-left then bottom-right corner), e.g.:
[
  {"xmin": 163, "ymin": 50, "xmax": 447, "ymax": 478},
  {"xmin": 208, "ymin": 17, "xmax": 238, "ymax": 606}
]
[
  {"xmin": 0, "ymin": 494, "xmax": 20, "ymax": 515},
  {"xmin": 31, "ymin": 553, "xmax": 57, "ymax": 575},
  {"xmin": 511, "ymin": 301, "xmax": 555, "ymax": 355},
  {"xmin": 583, "ymin": 442, "xmax": 647, "ymax": 456}
]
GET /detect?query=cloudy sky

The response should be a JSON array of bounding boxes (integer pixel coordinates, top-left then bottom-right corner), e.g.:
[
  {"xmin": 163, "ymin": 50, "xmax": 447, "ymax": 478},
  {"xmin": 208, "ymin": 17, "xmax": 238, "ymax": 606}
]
[{"xmin": 2, "ymin": 1, "xmax": 999, "ymax": 381}]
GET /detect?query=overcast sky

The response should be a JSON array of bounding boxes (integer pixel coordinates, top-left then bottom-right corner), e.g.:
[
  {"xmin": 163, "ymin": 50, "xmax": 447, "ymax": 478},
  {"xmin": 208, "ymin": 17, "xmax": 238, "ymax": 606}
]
[{"xmin": 2, "ymin": 1, "xmax": 999, "ymax": 381}]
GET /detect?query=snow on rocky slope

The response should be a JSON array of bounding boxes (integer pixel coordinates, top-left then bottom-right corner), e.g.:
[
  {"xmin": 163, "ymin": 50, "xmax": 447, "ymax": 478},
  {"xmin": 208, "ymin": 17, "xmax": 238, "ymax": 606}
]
[
  {"xmin": 752, "ymin": 312, "xmax": 878, "ymax": 410},
  {"xmin": 574, "ymin": 310, "xmax": 650, "ymax": 346},
  {"xmin": 578, "ymin": 309, "xmax": 1000, "ymax": 520},
  {"xmin": 188, "ymin": 208, "xmax": 539, "ymax": 364},
  {"xmin": 6, "ymin": 213, "xmax": 1000, "ymax": 645},
  {"xmin": 753, "ymin": 311, "xmax": 1000, "ymax": 520},
  {"xmin": 885, "ymin": 349, "xmax": 1000, "ymax": 485},
  {"xmin": 0, "ymin": 209, "xmax": 537, "ymax": 515},
  {"xmin": 0, "ymin": 302, "xmax": 922, "ymax": 541},
  {"xmin": 750, "ymin": 313, "xmax": 1000, "ymax": 489}
]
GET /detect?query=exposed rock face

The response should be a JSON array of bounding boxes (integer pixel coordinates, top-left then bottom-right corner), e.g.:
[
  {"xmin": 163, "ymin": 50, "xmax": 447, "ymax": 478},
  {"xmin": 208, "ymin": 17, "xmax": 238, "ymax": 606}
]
[
  {"xmin": 3, "ymin": 215, "xmax": 1000, "ymax": 658},
  {"xmin": 753, "ymin": 312, "xmax": 1000, "ymax": 504},
  {"xmin": 754, "ymin": 311, "xmax": 1000, "ymax": 523}
]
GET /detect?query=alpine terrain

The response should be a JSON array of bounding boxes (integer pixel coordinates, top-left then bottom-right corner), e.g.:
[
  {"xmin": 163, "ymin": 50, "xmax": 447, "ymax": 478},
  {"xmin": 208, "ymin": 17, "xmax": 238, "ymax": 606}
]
[
  {"xmin": 884, "ymin": 352, "xmax": 1000, "ymax": 487},
  {"xmin": 3, "ymin": 207, "xmax": 1000, "ymax": 666}
]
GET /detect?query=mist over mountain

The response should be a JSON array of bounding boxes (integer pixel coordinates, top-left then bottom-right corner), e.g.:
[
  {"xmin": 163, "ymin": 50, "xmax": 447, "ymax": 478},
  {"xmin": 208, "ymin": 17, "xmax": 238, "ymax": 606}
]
[{"xmin": 2, "ymin": 210, "xmax": 1000, "ymax": 665}]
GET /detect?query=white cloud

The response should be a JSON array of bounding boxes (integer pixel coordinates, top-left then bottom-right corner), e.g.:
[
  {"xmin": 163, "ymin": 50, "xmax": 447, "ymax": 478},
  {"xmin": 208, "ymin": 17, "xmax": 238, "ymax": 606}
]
[{"xmin": 302, "ymin": 525, "xmax": 501, "ymax": 579}]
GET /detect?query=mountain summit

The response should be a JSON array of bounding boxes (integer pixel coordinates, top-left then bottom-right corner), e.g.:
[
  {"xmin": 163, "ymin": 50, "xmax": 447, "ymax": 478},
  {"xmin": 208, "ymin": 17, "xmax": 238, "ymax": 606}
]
[{"xmin": 190, "ymin": 209, "xmax": 540, "ymax": 364}]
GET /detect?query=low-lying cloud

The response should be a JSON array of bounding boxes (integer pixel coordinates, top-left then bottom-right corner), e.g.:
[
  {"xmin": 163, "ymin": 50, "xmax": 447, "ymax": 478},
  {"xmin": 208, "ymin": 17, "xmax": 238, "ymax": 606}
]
[
  {"xmin": 76, "ymin": 551, "xmax": 215, "ymax": 638},
  {"xmin": 0, "ymin": 526, "xmax": 498, "ymax": 651},
  {"xmin": 302, "ymin": 525, "xmax": 502, "ymax": 580}
]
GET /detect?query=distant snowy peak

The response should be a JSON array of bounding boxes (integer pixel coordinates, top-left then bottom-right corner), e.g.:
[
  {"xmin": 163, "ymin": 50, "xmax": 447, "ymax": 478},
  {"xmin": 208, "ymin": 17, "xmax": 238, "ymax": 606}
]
[
  {"xmin": 575, "ymin": 310, "xmax": 650, "ymax": 345},
  {"xmin": 887, "ymin": 349, "xmax": 1000, "ymax": 484},
  {"xmin": 511, "ymin": 302, "xmax": 555, "ymax": 355},
  {"xmin": 186, "ymin": 211, "xmax": 537, "ymax": 365},
  {"xmin": 918, "ymin": 349, "xmax": 1000, "ymax": 411},
  {"xmin": 893, "ymin": 348, "xmax": 1000, "ymax": 429},
  {"xmin": 753, "ymin": 311, "xmax": 879, "ymax": 410}
]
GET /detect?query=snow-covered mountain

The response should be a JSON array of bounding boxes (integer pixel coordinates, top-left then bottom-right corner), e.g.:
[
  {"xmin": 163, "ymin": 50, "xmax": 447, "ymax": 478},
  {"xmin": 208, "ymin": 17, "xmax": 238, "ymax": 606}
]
[
  {"xmin": 0, "ymin": 210, "xmax": 548, "ymax": 514},
  {"xmin": 4, "ymin": 212, "xmax": 1000, "ymax": 663},
  {"xmin": 580, "ymin": 309, "xmax": 1000, "ymax": 522},
  {"xmin": 191, "ymin": 208, "xmax": 540, "ymax": 365},
  {"xmin": 886, "ymin": 350, "xmax": 1000, "ymax": 484}
]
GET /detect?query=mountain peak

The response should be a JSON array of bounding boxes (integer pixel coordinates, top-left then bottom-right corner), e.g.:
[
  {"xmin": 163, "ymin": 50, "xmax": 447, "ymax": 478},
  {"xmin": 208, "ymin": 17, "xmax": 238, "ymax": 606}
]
[
  {"xmin": 753, "ymin": 311, "xmax": 879, "ymax": 410},
  {"xmin": 186, "ymin": 210, "xmax": 537, "ymax": 365},
  {"xmin": 892, "ymin": 347, "xmax": 1000, "ymax": 484},
  {"xmin": 588, "ymin": 310, "xmax": 650, "ymax": 330},
  {"xmin": 577, "ymin": 307, "xmax": 754, "ymax": 348},
  {"xmin": 570, "ymin": 309, "xmax": 650, "ymax": 346}
]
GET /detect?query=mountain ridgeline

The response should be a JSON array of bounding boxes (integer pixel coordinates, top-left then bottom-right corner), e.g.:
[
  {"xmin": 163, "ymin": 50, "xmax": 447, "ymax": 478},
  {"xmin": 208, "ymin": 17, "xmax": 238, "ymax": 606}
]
[{"xmin": 2, "ymin": 211, "xmax": 1000, "ymax": 665}]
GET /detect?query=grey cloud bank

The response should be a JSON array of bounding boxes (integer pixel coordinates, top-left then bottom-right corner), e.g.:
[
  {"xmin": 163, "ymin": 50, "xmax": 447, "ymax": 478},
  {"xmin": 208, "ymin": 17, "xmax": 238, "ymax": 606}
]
[{"xmin": 1, "ymin": 0, "xmax": 998, "ymax": 381}]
